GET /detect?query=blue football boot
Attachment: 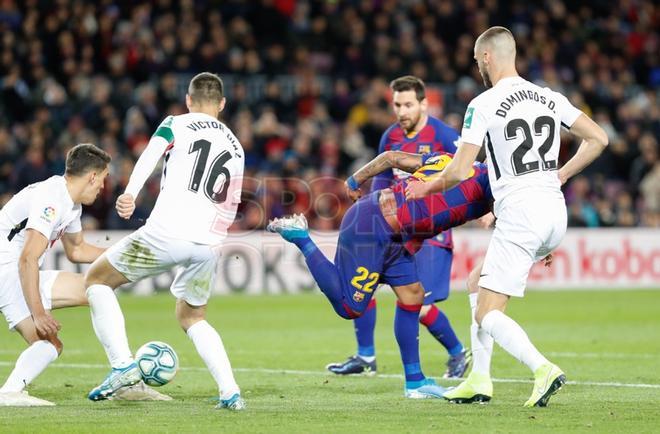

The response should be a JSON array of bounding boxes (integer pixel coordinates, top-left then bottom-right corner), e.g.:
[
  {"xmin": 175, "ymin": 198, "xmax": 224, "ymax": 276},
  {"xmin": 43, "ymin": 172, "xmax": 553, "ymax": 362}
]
[
  {"xmin": 443, "ymin": 349, "xmax": 472, "ymax": 379},
  {"xmin": 216, "ymin": 393, "xmax": 246, "ymax": 411},
  {"xmin": 326, "ymin": 355, "xmax": 377, "ymax": 376},
  {"xmin": 266, "ymin": 214, "xmax": 309, "ymax": 242},
  {"xmin": 405, "ymin": 378, "xmax": 448, "ymax": 399},
  {"xmin": 88, "ymin": 362, "xmax": 142, "ymax": 401}
]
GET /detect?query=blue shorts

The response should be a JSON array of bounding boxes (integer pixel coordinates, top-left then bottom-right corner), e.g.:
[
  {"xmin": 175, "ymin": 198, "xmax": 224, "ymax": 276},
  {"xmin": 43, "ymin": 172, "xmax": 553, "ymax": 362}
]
[
  {"xmin": 336, "ymin": 192, "xmax": 418, "ymax": 314},
  {"xmin": 414, "ymin": 241, "xmax": 453, "ymax": 304}
]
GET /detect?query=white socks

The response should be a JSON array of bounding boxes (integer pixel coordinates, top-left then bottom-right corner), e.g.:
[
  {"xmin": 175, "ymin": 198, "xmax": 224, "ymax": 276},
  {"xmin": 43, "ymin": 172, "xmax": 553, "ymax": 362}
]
[
  {"xmin": 481, "ymin": 310, "xmax": 549, "ymax": 373},
  {"xmin": 469, "ymin": 293, "xmax": 493, "ymax": 375},
  {"xmin": 187, "ymin": 320, "xmax": 239, "ymax": 400},
  {"xmin": 87, "ymin": 284, "xmax": 133, "ymax": 368},
  {"xmin": 0, "ymin": 340, "xmax": 58, "ymax": 393}
]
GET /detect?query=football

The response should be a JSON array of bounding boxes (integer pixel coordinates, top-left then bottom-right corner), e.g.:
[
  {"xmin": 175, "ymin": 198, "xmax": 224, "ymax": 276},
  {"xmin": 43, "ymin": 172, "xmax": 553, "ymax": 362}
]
[{"xmin": 135, "ymin": 341, "xmax": 179, "ymax": 387}]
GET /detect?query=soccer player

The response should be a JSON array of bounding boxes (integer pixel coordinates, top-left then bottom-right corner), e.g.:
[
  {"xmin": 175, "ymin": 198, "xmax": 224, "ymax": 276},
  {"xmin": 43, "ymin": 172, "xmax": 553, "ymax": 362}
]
[
  {"xmin": 84, "ymin": 72, "xmax": 247, "ymax": 410},
  {"xmin": 268, "ymin": 151, "xmax": 492, "ymax": 398},
  {"xmin": 406, "ymin": 26, "xmax": 608, "ymax": 407},
  {"xmin": 0, "ymin": 144, "xmax": 110, "ymax": 406},
  {"xmin": 326, "ymin": 76, "xmax": 470, "ymax": 379}
]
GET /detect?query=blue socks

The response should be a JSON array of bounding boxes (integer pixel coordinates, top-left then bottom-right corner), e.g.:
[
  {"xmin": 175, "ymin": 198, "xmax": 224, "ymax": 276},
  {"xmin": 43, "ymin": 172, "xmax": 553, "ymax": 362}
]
[
  {"xmin": 420, "ymin": 304, "xmax": 463, "ymax": 356},
  {"xmin": 395, "ymin": 301, "xmax": 425, "ymax": 387},
  {"xmin": 355, "ymin": 299, "xmax": 377, "ymax": 357}
]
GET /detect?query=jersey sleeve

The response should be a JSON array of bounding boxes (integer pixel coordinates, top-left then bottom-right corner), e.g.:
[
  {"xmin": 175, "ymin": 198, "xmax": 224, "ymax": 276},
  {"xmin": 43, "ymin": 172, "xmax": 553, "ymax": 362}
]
[
  {"xmin": 25, "ymin": 192, "xmax": 60, "ymax": 239},
  {"xmin": 437, "ymin": 124, "xmax": 460, "ymax": 153},
  {"xmin": 460, "ymin": 102, "xmax": 488, "ymax": 147},
  {"xmin": 125, "ymin": 116, "xmax": 173, "ymax": 198},
  {"xmin": 554, "ymin": 92, "xmax": 583, "ymax": 129},
  {"xmin": 370, "ymin": 130, "xmax": 394, "ymax": 192},
  {"xmin": 65, "ymin": 209, "xmax": 82, "ymax": 234}
]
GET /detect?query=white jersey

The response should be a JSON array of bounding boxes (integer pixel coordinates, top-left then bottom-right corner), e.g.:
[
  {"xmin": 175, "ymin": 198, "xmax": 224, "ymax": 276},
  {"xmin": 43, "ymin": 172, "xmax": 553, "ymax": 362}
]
[
  {"xmin": 461, "ymin": 76, "xmax": 582, "ymax": 210},
  {"xmin": 0, "ymin": 176, "xmax": 82, "ymax": 266},
  {"xmin": 125, "ymin": 112, "xmax": 244, "ymax": 246}
]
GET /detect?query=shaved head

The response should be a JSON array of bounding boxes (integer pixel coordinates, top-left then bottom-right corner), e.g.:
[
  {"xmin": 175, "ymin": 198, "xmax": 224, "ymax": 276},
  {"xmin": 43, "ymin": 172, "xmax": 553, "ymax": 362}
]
[
  {"xmin": 475, "ymin": 26, "xmax": 516, "ymax": 60},
  {"xmin": 474, "ymin": 26, "xmax": 517, "ymax": 88}
]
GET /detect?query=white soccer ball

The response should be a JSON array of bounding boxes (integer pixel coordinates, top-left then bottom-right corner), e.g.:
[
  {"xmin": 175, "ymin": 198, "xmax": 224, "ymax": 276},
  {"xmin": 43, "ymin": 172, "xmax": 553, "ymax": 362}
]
[{"xmin": 135, "ymin": 341, "xmax": 179, "ymax": 387}]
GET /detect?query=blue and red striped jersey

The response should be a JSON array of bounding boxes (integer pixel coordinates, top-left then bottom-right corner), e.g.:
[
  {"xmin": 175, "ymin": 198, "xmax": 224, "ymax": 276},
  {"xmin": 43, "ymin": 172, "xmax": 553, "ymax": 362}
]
[
  {"xmin": 371, "ymin": 116, "xmax": 459, "ymax": 249},
  {"xmin": 390, "ymin": 158, "xmax": 493, "ymax": 253}
]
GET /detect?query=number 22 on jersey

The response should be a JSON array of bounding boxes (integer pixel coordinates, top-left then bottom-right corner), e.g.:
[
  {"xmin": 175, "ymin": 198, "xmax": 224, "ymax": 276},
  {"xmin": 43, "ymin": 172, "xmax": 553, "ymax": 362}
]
[{"xmin": 351, "ymin": 267, "xmax": 379, "ymax": 293}]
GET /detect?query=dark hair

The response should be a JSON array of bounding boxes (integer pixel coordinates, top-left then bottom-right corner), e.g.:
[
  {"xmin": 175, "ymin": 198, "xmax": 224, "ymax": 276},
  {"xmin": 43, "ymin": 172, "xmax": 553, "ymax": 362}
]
[
  {"xmin": 188, "ymin": 72, "xmax": 224, "ymax": 104},
  {"xmin": 65, "ymin": 143, "xmax": 111, "ymax": 176},
  {"xmin": 390, "ymin": 75, "xmax": 426, "ymax": 101}
]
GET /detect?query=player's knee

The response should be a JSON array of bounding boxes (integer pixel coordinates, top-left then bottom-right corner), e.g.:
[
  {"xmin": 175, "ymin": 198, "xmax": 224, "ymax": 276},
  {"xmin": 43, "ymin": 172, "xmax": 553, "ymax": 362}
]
[
  {"xmin": 474, "ymin": 305, "xmax": 496, "ymax": 326},
  {"xmin": 48, "ymin": 336, "xmax": 64, "ymax": 355},
  {"xmin": 418, "ymin": 304, "xmax": 432, "ymax": 320},
  {"xmin": 175, "ymin": 301, "xmax": 206, "ymax": 331},
  {"xmin": 467, "ymin": 265, "xmax": 482, "ymax": 295}
]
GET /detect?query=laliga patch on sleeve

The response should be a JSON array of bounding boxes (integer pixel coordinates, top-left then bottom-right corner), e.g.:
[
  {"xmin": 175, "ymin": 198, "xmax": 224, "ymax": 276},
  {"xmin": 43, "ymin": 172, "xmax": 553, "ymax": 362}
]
[
  {"xmin": 463, "ymin": 107, "xmax": 475, "ymax": 128},
  {"xmin": 41, "ymin": 206, "xmax": 56, "ymax": 223}
]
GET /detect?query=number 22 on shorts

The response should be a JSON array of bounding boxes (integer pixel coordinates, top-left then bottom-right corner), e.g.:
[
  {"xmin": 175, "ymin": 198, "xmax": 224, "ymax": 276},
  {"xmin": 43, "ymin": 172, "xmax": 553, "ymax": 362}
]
[{"xmin": 351, "ymin": 266, "xmax": 379, "ymax": 293}]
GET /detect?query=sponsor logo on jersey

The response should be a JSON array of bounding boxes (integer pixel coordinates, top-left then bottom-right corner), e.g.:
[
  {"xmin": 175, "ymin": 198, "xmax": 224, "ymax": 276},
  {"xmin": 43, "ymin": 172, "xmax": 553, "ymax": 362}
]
[
  {"xmin": 42, "ymin": 206, "xmax": 56, "ymax": 222},
  {"xmin": 463, "ymin": 107, "xmax": 475, "ymax": 128}
]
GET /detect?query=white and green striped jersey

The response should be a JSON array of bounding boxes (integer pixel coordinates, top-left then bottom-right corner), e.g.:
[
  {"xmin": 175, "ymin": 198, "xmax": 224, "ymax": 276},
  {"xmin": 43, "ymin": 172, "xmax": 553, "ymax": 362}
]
[
  {"xmin": 125, "ymin": 112, "xmax": 244, "ymax": 245},
  {"xmin": 461, "ymin": 76, "xmax": 582, "ymax": 211}
]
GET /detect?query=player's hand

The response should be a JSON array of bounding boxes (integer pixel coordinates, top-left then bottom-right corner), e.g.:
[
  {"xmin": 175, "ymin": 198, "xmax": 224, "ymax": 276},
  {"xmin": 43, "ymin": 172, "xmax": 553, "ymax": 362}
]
[
  {"xmin": 116, "ymin": 193, "xmax": 136, "ymax": 219},
  {"xmin": 344, "ymin": 182, "xmax": 363, "ymax": 202},
  {"xmin": 33, "ymin": 311, "xmax": 61, "ymax": 339},
  {"xmin": 543, "ymin": 253, "xmax": 554, "ymax": 267},
  {"xmin": 405, "ymin": 179, "xmax": 429, "ymax": 201},
  {"xmin": 477, "ymin": 212, "xmax": 496, "ymax": 229}
]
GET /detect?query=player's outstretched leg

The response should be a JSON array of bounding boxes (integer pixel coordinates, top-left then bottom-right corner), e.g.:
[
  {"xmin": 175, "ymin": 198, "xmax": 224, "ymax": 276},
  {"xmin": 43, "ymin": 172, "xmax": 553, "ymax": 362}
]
[
  {"xmin": 420, "ymin": 304, "xmax": 470, "ymax": 378},
  {"xmin": 0, "ymin": 329, "xmax": 60, "ymax": 407},
  {"xmin": 480, "ymin": 309, "xmax": 565, "ymax": 407},
  {"xmin": 177, "ymin": 301, "xmax": 245, "ymax": 411},
  {"xmin": 394, "ymin": 299, "xmax": 446, "ymax": 399},
  {"xmin": 86, "ymin": 259, "xmax": 141, "ymax": 401},
  {"xmin": 267, "ymin": 214, "xmax": 356, "ymax": 319},
  {"xmin": 326, "ymin": 299, "xmax": 377, "ymax": 375},
  {"xmin": 415, "ymin": 244, "xmax": 470, "ymax": 378},
  {"xmin": 444, "ymin": 288, "xmax": 494, "ymax": 404}
]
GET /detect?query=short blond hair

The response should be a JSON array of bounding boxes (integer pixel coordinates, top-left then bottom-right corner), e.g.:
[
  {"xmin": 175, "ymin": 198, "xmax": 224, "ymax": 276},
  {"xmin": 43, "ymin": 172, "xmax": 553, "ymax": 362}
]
[{"xmin": 476, "ymin": 26, "xmax": 516, "ymax": 59}]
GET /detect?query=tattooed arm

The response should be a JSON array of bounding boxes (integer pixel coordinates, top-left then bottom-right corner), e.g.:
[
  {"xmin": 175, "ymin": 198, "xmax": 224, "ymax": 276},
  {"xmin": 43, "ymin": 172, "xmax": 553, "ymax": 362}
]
[
  {"xmin": 353, "ymin": 151, "xmax": 423, "ymax": 185},
  {"xmin": 345, "ymin": 151, "xmax": 424, "ymax": 201}
]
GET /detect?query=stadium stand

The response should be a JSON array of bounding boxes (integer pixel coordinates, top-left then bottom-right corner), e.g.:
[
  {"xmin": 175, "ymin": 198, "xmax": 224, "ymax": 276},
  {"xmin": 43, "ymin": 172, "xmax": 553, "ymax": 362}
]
[{"xmin": 0, "ymin": 0, "xmax": 657, "ymax": 229}]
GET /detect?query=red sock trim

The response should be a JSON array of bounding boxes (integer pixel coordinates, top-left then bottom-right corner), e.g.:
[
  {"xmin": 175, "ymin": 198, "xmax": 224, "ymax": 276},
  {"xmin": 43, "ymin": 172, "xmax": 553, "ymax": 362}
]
[
  {"xmin": 396, "ymin": 301, "xmax": 422, "ymax": 312},
  {"xmin": 342, "ymin": 302, "xmax": 360, "ymax": 319},
  {"xmin": 366, "ymin": 298, "xmax": 377, "ymax": 311},
  {"xmin": 420, "ymin": 304, "xmax": 440, "ymax": 327}
]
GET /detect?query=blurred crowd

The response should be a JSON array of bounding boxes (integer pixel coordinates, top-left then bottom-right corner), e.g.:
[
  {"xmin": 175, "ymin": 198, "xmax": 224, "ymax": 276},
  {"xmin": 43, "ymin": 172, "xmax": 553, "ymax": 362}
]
[{"xmin": 0, "ymin": 0, "xmax": 658, "ymax": 230}]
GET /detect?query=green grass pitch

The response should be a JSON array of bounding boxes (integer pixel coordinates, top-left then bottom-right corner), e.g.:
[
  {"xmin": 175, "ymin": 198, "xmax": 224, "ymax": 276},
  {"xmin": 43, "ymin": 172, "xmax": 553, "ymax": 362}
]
[{"xmin": 1, "ymin": 289, "xmax": 659, "ymax": 433}]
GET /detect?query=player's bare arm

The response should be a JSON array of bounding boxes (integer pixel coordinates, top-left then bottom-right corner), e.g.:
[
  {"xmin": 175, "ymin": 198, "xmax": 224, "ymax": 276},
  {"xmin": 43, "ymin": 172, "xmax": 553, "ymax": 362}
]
[
  {"xmin": 352, "ymin": 151, "xmax": 424, "ymax": 185},
  {"xmin": 18, "ymin": 229, "xmax": 61, "ymax": 338},
  {"xmin": 345, "ymin": 151, "xmax": 423, "ymax": 200},
  {"xmin": 405, "ymin": 142, "xmax": 481, "ymax": 200},
  {"xmin": 120, "ymin": 135, "xmax": 169, "ymax": 219},
  {"xmin": 61, "ymin": 231, "xmax": 106, "ymax": 264},
  {"xmin": 558, "ymin": 114, "xmax": 609, "ymax": 185}
]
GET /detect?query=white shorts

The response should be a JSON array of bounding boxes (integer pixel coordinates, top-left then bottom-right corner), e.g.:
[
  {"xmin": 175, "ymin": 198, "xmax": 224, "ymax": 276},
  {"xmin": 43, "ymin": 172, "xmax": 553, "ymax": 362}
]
[
  {"xmin": 0, "ymin": 264, "xmax": 60, "ymax": 329},
  {"xmin": 479, "ymin": 197, "xmax": 567, "ymax": 297},
  {"xmin": 105, "ymin": 226, "xmax": 219, "ymax": 306}
]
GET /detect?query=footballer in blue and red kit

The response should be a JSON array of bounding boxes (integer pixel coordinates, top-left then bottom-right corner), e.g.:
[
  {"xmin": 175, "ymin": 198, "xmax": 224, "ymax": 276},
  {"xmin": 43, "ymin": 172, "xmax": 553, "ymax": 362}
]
[
  {"xmin": 327, "ymin": 116, "xmax": 468, "ymax": 378},
  {"xmin": 268, "ymin": 152, "xmax": 492, "ymax": 395}
]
